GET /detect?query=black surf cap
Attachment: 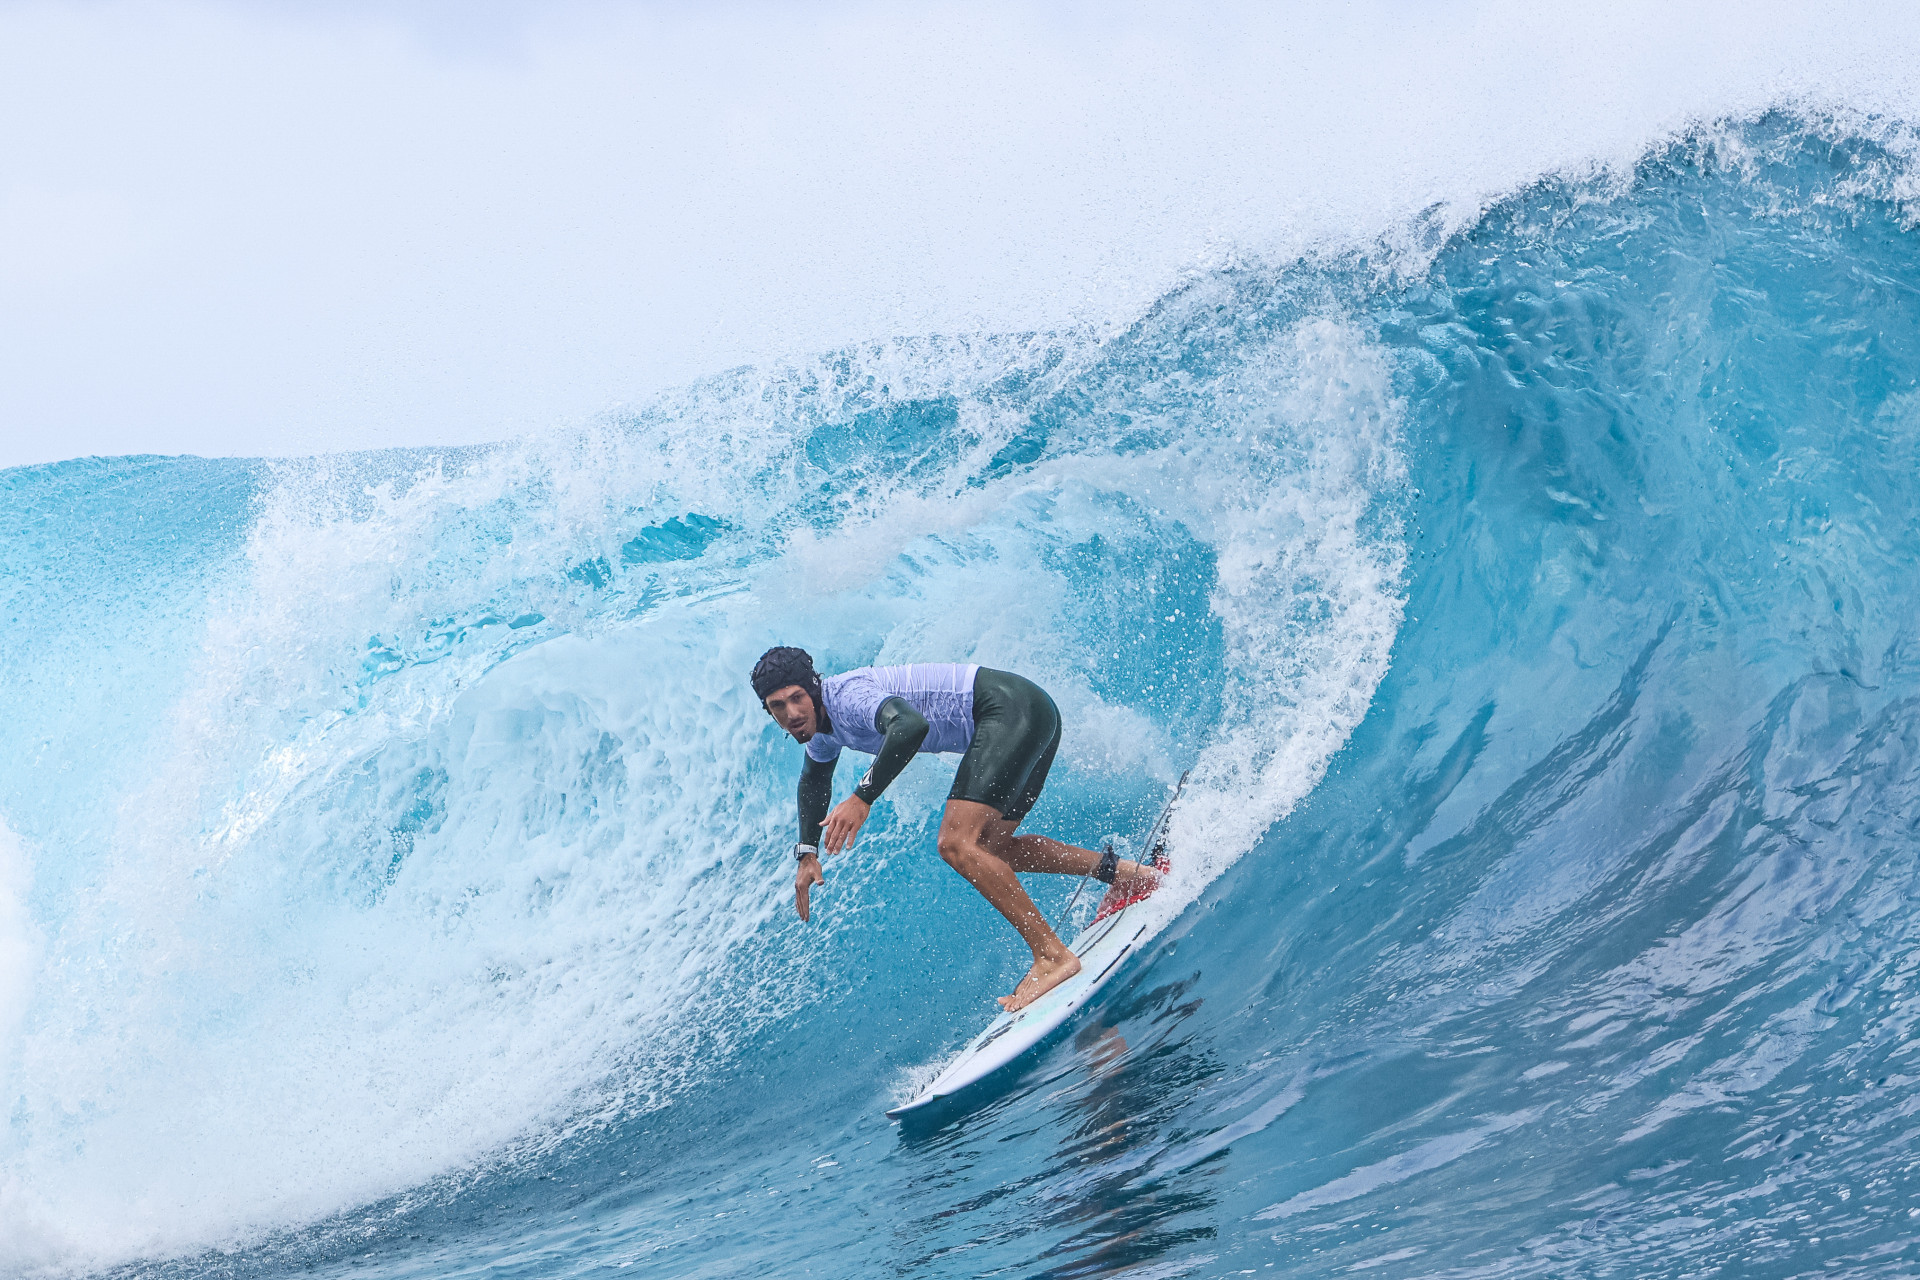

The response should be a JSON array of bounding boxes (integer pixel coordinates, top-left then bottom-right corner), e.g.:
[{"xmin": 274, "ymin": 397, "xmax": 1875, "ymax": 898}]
[{"xmin": 751, "ymin": 646, "xmax": 822, "ymax": 707}]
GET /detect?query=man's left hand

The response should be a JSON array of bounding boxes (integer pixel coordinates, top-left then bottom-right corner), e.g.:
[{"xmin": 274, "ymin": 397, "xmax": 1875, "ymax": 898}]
[{"xmin": 822, "ymin": 795, "xmax": 871, "ymax": 855}]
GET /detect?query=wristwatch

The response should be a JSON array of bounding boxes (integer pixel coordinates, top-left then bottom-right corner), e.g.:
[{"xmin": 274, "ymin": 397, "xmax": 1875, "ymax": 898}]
[{"xmin": 795, "ymin": 843, "xmax": 819, "ymax": 861}]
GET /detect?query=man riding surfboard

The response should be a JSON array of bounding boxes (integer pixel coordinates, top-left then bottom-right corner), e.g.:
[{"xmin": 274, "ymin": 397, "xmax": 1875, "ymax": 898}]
[{"xmin": 751, "ymin": 648, "xmax": 1159, "ymax": 1012}]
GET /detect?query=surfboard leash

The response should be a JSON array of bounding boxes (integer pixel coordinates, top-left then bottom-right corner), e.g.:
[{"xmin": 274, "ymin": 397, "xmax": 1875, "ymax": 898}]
[
  {"xmin": 1055, "ymin": 769, "xmax": 1190, "ymax": 933},
  {"xmin": 1058, "ymin": 843, "xmax": 1110, "ymax": 930}
]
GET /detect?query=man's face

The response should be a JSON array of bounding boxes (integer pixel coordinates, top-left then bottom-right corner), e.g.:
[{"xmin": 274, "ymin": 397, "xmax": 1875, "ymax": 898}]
[{"xmin": 763, "ymin": 683, "xmax": 818, "ymax": 742}]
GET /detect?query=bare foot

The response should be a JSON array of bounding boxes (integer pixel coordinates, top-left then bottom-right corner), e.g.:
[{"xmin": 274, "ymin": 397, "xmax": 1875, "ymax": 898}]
[
  {"xmin": 998, "ymin": 949, "xmax": 1082, "ymax": 1012},
  {"xmin": 1091, "ymin": 859, "xmax": 1165, "ymax": 923}
]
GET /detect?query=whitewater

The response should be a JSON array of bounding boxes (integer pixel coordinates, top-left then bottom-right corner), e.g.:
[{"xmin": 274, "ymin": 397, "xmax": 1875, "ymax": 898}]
[{"xmin": 6, "ymin": 109, "xmax": 1920, "ymax": 1277}]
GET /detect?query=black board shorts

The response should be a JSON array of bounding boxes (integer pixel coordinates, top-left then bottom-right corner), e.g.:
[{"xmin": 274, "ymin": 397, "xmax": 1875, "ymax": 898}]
[{"xmin": 949, "ymin": 668, "xmax": 1061, "ymax": 823}]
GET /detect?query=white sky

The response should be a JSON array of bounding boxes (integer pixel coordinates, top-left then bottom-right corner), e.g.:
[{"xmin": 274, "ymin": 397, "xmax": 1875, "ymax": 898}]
[{"xmin": 3, "ymin": 0, "xmax": 1918, "ymax": 469}]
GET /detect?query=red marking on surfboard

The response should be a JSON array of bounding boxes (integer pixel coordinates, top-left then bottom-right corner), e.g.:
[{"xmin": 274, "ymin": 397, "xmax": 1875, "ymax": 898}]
[{"xmin": 1090, "ymin": 842, "xmax": 1170, "ymax": 923}]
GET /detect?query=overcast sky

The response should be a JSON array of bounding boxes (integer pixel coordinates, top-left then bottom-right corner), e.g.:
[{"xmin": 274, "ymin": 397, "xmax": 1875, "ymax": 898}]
[{"xmin": 3, "ymin": 0, "xmax": 1918, "ymax": 469}]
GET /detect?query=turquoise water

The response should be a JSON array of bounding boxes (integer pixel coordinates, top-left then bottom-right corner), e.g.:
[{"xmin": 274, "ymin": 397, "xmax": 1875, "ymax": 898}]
[{"xmin": 5, "ymin": 113, "xmax": 1920, "ymax": 1277}]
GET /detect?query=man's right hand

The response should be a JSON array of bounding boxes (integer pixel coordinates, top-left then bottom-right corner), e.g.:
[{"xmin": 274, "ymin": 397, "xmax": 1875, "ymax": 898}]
[{"xmin": 794, "ymin": 851, "xmax": 825, "ymax": 922}]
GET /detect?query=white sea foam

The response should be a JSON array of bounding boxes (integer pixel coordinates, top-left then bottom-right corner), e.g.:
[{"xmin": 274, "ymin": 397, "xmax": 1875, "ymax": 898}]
[
  {"xmin": 0, "ymin": 821, "xmax": 57, "ymax": 1273},
  {"xmin": 0, "ymin": 818, "xmax": 38, "ymax": 1096},
  {"xmin": 1153, "ymin": 315, "xmax": 1408, "ymax": 914}
]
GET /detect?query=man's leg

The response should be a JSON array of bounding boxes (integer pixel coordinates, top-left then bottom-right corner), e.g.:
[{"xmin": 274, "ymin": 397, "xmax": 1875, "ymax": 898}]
[
  {"xmin": 940, "ymin": 669, "xmax": 1157, "ymax": 1009},
  {"xmin": 937, "ymin": 799, "xmax": 1082, "ymax": 1011},
  {"xmin": 981, "ymin": 826, "xmax": 1158, "ymax": 892}
]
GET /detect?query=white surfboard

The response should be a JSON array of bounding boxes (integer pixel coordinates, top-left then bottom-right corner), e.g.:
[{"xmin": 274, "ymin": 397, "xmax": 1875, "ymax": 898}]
[{"xmin": 886, "ymin": 773, "xmax": 1186, "ymax": 1121}]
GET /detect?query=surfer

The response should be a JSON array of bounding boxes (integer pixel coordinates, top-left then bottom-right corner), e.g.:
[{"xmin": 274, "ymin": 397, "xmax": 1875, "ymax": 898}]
[{"xmin": 751, "ymin": 648, "xmax": 1160, "ymax": 1012}]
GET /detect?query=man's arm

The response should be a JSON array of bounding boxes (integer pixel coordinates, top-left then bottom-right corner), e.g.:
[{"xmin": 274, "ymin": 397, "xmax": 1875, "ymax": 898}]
[
  {"xmin": 821, "ymin": 697, "xmax": 928, "ymax": 855},
  {"xmin": 794, "ymin": 754, "xmax": 835, "ymax": 922},
  {"xmin": 856, "ymin": 697, "xmax": 929, "ymax": 803},
  {"xmin": 798, "ymin": 753, "xmax": 835, "ymax": 845}
]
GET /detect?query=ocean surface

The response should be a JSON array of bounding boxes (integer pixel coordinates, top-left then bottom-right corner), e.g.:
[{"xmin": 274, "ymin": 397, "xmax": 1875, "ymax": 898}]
[{"xmin": 5, "ymin": 112, "xmax": 1920, "ymax": 1278}]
